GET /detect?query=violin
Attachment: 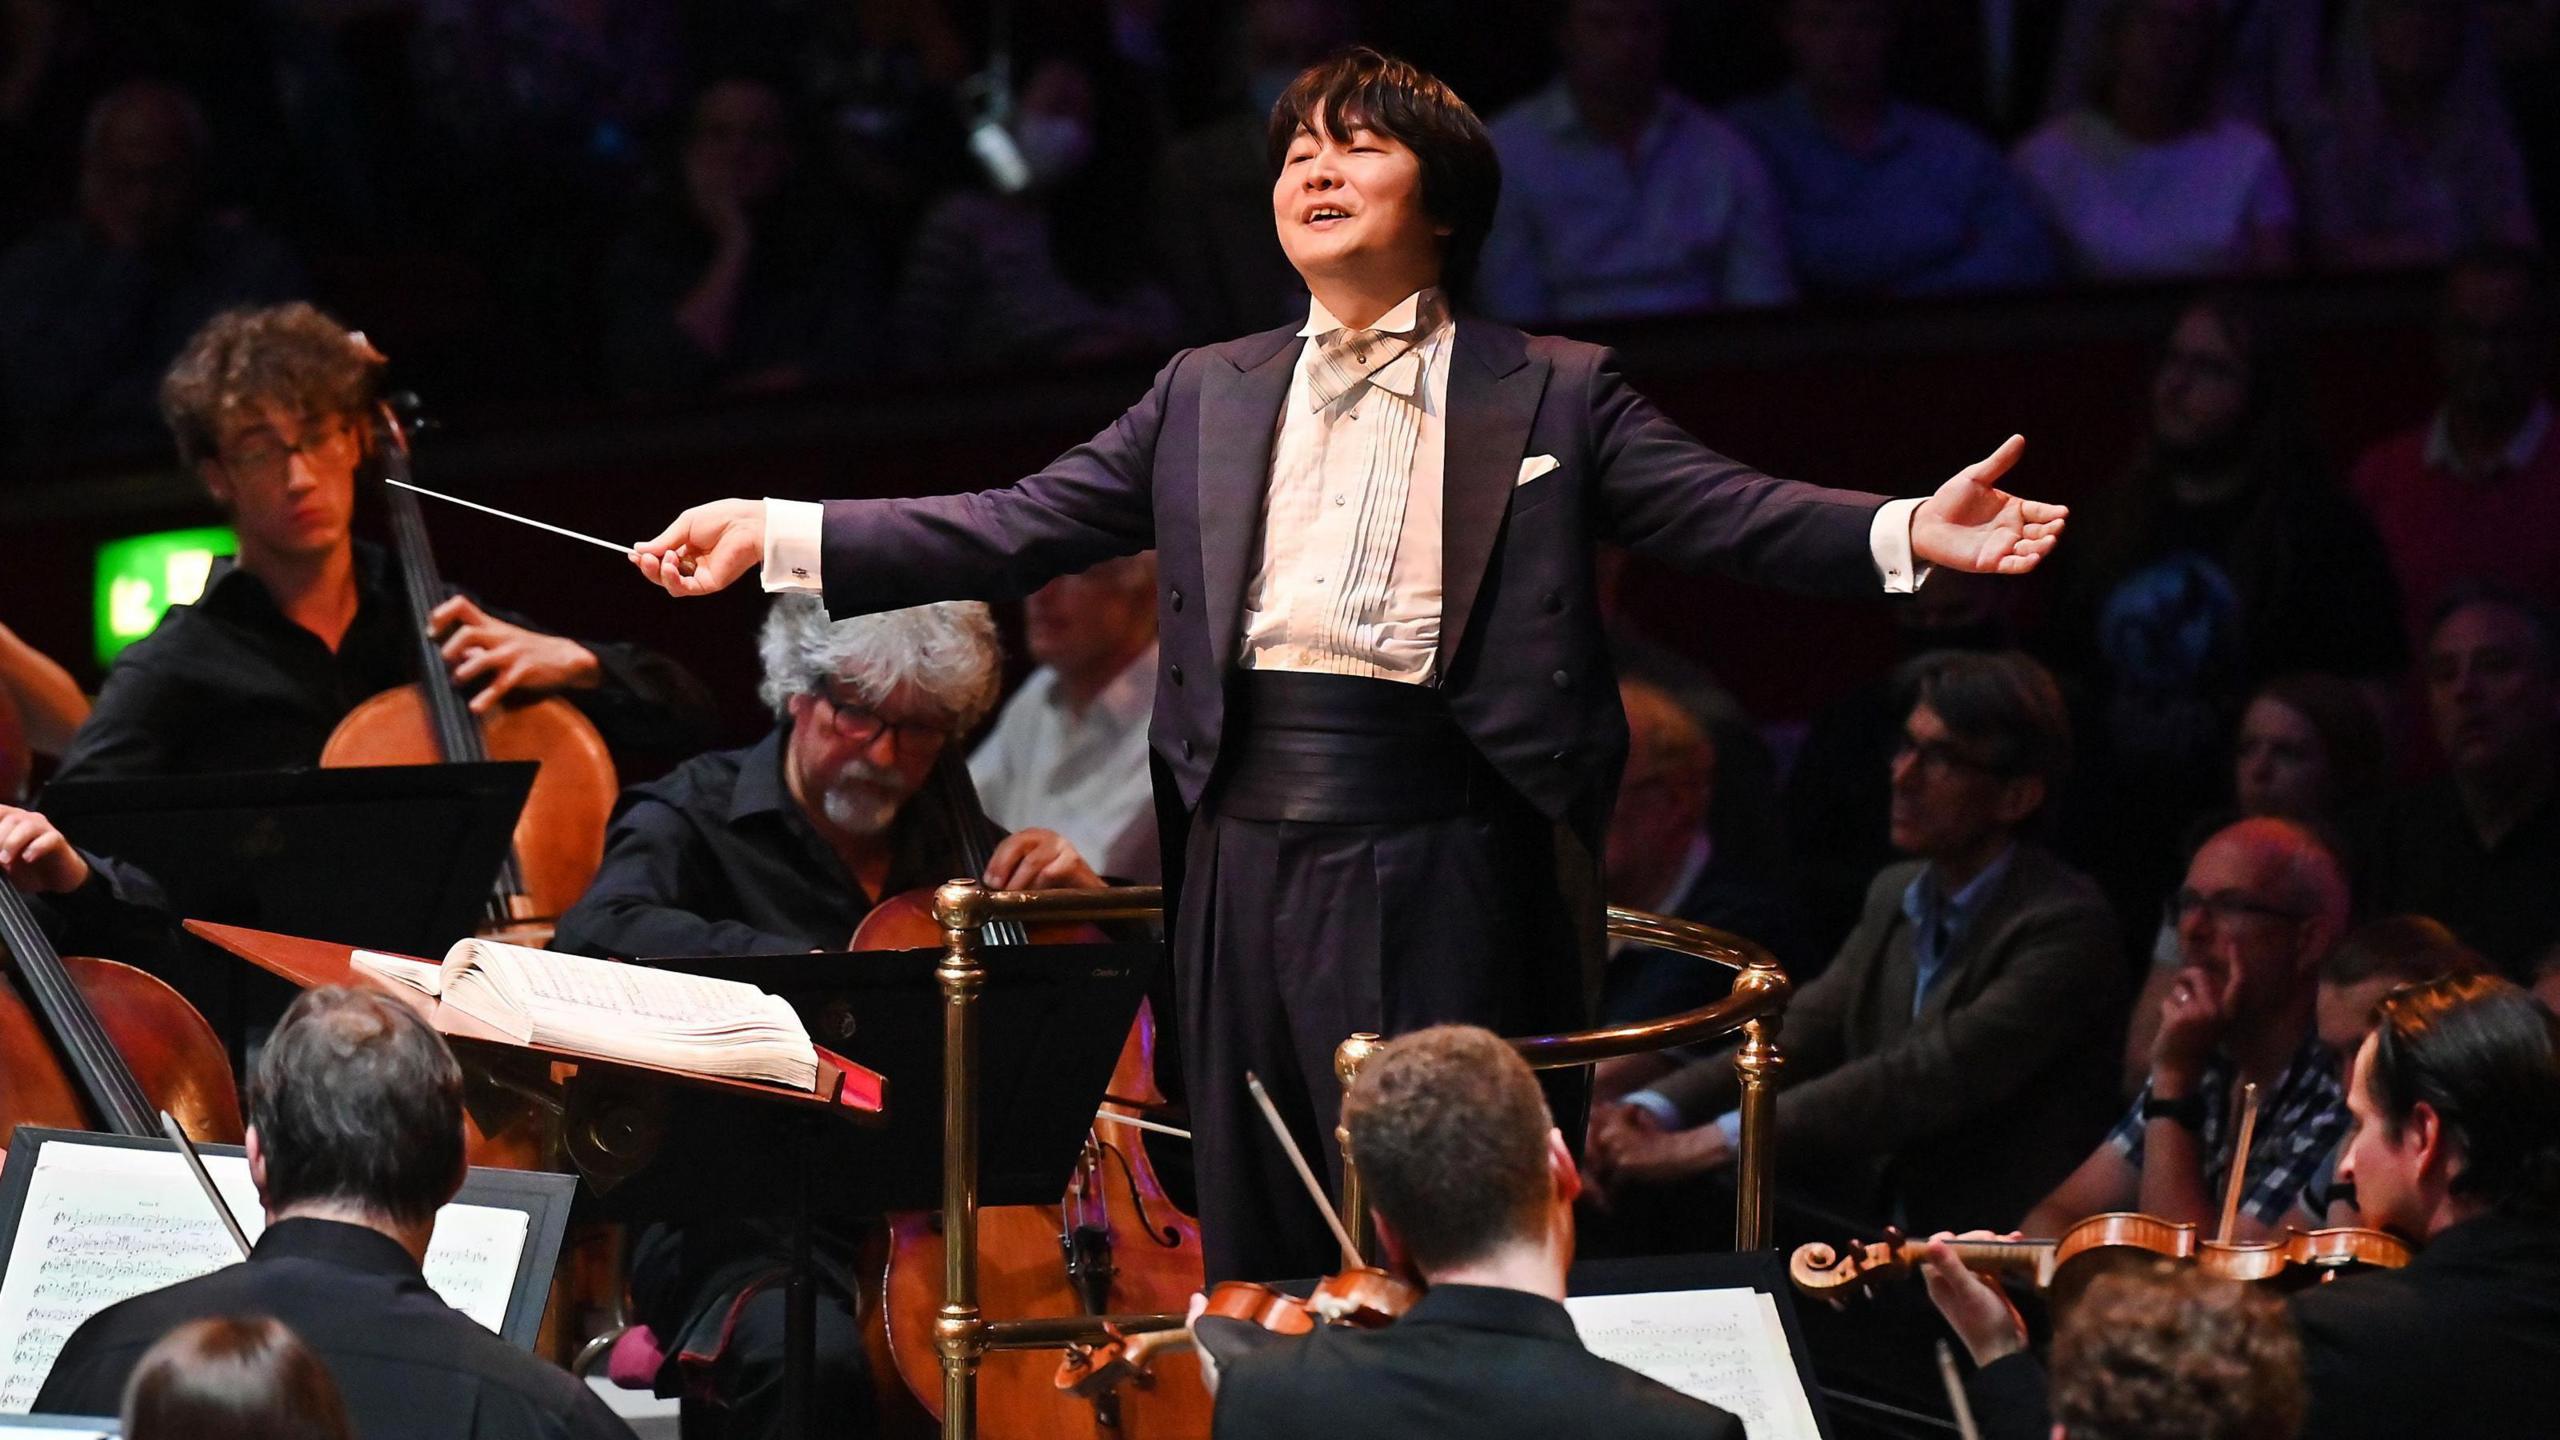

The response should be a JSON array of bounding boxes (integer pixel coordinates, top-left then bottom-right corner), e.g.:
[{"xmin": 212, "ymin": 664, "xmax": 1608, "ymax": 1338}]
[
  {"xmin": 320, "ymin": 397, "xmax": 617, "ymax": 941},
  {"xmin": 0, "ymin": 878, "xmax": 243, "ymax": 1149},
  {"xmin": 1055, "ymin": 1266, "xmax": 1422, "ymax": 1401},
  {"xmin": 1790, "ymin": 1212, "xmax": 2412, "ymax": 1311},
  {"xmin": 859, "ymin": 758, "xmax": 1215, "ymax": 1438}
]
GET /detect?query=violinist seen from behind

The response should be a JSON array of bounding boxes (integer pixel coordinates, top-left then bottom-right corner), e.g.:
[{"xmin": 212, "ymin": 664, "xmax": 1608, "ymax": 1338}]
[
  {"xmin": 1207, "ymin": 1024, "xmax": 1741, "ymax": 1440},
  {"xmin": 53, "ymin": 303, "xmax": 714, "ymax": 787},
  {"xmin": 1925, "ymin": 973, "xmax": 2560, "ymax": 1440},
  {"xmin": 550, "ymin": 597, "xmax": 1104, "ymax": 1440}
]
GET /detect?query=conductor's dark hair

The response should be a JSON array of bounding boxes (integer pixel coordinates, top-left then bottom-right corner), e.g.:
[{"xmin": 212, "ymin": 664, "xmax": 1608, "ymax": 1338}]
[
  {"xmin": 121, "ymin": 1315, "xmax": 353, "ymax": 1440},
  {"xmin": 2369, "ymin": 973, "xmax": 2560, "ymax": 1221},
  {"xmin": 1344, "ymin": 1025, "xmax": 1552, "ymax": 1273},
  {"xmin": 248, "ymin": 986, "xmax": 464, "ymax": 1227},
  {"xmin": 1265, "ymin": 47, "xmax": 1501, "ymax": 300}
]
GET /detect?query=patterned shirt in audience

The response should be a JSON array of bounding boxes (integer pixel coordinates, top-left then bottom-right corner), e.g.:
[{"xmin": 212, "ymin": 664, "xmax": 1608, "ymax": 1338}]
[{"xmin": 2108, "ymin": 1035, "xmax": 2346, "ymax": 1226}]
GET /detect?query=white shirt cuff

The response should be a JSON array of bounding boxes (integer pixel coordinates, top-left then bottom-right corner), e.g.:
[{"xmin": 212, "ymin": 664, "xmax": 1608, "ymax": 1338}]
[
  {"xmin": 761, "ymin": 498, "xmax": 824, "ymax": 593},
  {"xmin": 1621, "ymin": 1090, "xmax": 1685, "ymax": 1129},
  {"xmin": 1869, "ymin": 496, "xmax": 1930, "ymax": 595}
]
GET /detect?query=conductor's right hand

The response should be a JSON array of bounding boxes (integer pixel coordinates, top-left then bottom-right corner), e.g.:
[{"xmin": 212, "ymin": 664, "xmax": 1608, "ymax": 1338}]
[{"xmin": 634, "ymin": 499, "xmax": 766, "ymax": 596}]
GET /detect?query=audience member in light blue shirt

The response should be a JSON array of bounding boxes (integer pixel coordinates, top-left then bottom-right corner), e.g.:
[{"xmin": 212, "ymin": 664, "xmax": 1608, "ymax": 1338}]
[
  {"xmin": 1729, "ymin": 0, "xmax": 2058, "ymax": 297},
  {"xmin": 1477, "ymin": 0, "xmax": 1795, "ymax": 324}
]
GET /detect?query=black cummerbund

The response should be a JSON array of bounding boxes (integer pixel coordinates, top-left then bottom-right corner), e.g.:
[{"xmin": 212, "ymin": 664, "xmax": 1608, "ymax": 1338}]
[{"xmin": 1216, "ymin": 671, "xmax": 1488, "ymax": 824}]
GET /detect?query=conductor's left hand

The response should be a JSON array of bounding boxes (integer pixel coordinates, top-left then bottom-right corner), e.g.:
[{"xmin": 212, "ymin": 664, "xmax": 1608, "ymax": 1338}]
[
  {"xmin": 1910, "ymin": 435, "xmax": 2068, "ymax": 576},
  {"xmin": 634, "ymin": 499, "xmax": 765, "ymax": 596}
]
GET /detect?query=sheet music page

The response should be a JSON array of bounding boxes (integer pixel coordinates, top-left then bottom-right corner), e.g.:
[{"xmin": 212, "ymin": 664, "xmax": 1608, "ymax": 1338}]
[
  {"xmin": 350, "ymin": 950, "xmax": 445, "ymax": 995},
  {"xmin": 0, "ymin": 1143, "xmax": 531, "ymax": 1413},
  {"xmin": 1564, "ymin": 1288, "xmax": 1822, "ymax": 1440},
  {"xmin": 451, "ymin": 939, "xmax": 800, "ymax": 1032}
]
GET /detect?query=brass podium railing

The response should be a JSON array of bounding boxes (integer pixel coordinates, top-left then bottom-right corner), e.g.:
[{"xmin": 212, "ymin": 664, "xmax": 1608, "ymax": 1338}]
[{"xmin": 924, "ymin": 884, "xmax": 1791, "ymax": 1440}]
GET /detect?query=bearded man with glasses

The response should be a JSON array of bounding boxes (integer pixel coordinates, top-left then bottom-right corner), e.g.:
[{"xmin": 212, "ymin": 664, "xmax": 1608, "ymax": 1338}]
[
  {"xmin": 551, "ymin": 596, "xmax": 1103, "ymax": 1440},
  {"xmin": 2025, "ymin": 815, "xmax": 2355, "ymax": 1241}
]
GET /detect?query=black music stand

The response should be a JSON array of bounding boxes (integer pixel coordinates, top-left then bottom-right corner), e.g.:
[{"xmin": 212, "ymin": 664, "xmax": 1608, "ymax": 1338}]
[
  {"xmin": 618, "ymin": 940, "xmax": 1157, "ymax": 1217},
  {"xmin": 639, "ymin": 940, "xmax": 1156, "ymax": 1438},
  {"xmin": 44, "ymin": 763, "xmax": 533, "ymax": 1050}
]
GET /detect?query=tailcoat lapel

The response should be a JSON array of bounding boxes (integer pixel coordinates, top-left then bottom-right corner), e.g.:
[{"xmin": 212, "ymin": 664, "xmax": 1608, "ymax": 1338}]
[
  {"xmin": 1438, "ymin": 320, "xmax": 1548, "ymax": 676},
  {"xmin": 1197, "ymin": 328, "xmax": 1303, "ymax": 676}
]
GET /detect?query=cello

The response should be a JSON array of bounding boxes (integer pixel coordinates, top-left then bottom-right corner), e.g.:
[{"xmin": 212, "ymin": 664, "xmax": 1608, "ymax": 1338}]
[
  {"xmin": 0, "ymin": 878, "xmax": 243, "ymax": 1149},
  {"xmin": 863, "ymin": 761, "xmax": 1215, "ymax": 1439},
  {"xmin": 320, "ymin": 399, "xmax": 618, "ymax": 940}
]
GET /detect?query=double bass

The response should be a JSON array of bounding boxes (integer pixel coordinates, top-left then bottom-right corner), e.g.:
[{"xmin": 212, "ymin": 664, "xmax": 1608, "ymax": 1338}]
[
  {"xmin": 320, "ymin": 399, "xmax": 617, "ymax": 940},
  {"xmin": 0, "ymin": 879, "xmax": 242, "ymax": 1149},
  {"xmin": 861, "ymin": 761, "xmax": 1216, "ymax": 1438}
]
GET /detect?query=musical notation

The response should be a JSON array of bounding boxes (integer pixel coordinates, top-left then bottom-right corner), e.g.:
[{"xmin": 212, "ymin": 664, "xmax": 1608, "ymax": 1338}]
[{"xmin": 0, "ymin": 1141, "xmax": 528, "ymax": 1412}]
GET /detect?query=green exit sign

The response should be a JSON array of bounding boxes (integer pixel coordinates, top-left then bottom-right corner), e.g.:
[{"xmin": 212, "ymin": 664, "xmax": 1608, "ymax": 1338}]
[{"xmin": 95, "ymin": 527, "xmax": 234, "ymax": 667}]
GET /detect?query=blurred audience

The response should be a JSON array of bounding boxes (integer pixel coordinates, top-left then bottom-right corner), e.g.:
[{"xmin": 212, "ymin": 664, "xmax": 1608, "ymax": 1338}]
[
  {"xmin": 1477, "ymin": 0, "xmax": 1794, "ymax": 323},
  {"xmin": 1595, "ymin": 679, "xmax": 1810, "ymax": 1039},
  {"xmin": 0, "ymin": 80, "xmax": 303, "ymax": 456},
  {"xmin": 119, "ymin": 1315, "xmax": 352, "ymax": 1440},
  {"xmin": 2290, "ymin": 0, "xmax": 2540, "ymax": 272},
  {"xmin": 2350, "ymin": 248, "xmax": 2560, "ymax": 645},
  {"xmin": 603, "ymin": 75, "xmax": 878, "ymax": 397},
  {"xmin": 2045, "ymin": 0, "xmax": 2323, "ymax": 127},
  {"xmin": 893, "ymin": 51, "xmax": 1177, "ymax": 373},
  {"xmin": 970, "ymin": 554, "xmax": 1162, "ymax": 882},
  {"xmin": 1154, "ymin": 0, "xmax": 1351, "ymax": 340},
  {"xmin": 1786, "ymin": 570, "xmax": 2019, "ymax": 956},
  {"xmin": 1589, "ymin": 652, "xmax": 2118, "ymax": 1241},
  {"xmin": 1890, "ymin": 0, "xmax": 2071, "ymax": 142},
  {"xmin": 2012, "ymin": 0, "xmax": 2297, "ymax": 279},
  {"xmin": 2313, "ymin": 914, "xmax": 2486, "ymax": 1061},
  {"xmin": 1730, "ymin": 0, "xmax": 2059, "ymax": 298},
  {"xmin": 2232, "ymin": 673, "xmax": 2391, "ymax": 831},
  {"xmin": 2029, "ymin": 817, "xmax": 2352, "ymax": 1240},
  {"xmin": 2046, "ymin": 292, "xmax": 2401, "ymax": 948},
  {"xmin": 2359, "ymin": 586, "xmax": 2560, "ymax": 975}
]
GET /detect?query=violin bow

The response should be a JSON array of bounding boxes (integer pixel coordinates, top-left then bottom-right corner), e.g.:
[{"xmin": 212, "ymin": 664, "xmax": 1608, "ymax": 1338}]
[
  {"xmin": 162, "ymin": 1109, "xmax": 252, "ymax": 1259},
  {"xmin": 2216, "ymin": 1081, "xmax": 2262, "ymax": 1246},
  {"xmin": 1244, "ymin": 1071, "xmax": 1364, "ymax": 1268}
]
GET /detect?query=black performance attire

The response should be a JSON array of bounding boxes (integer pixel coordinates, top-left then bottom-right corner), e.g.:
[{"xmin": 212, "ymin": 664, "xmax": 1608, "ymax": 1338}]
[
  {"xmin": 814, "ymin": 319, "xmax": 1902, "ymax": 1283},
  {"xmin": 22, "ymin": 850, "xmax": 176, "ymax": 965},
  {"xmin": 2359, "ymin": 777, "xmax": 2560, "ymax": 978},
  {"xmin": 1210, "ymin": 1283, "xmax": 1740, "ymax": 1440},
  {"xmin": 52, "ymin": 542, "xmax": 715, "ymax": 785},
  {"xmin": 1968, "ymin": 1213, "xmax": 2560, "ymax": 1440},
  {"xmin": 34, "ymin": 1218, "xmax": 635, "ymax": 1440},
  {"xmin": 551, "ymin": 727, "xmax": 1006, "ymax": 1440}
]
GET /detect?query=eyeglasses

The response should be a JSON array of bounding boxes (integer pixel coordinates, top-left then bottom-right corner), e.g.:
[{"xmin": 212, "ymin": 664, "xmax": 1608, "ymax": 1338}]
[
  {"xmin": 220, "ymin": 417, "xmax": 364, "ymax": 475},
  {"xmin": 1893, "ymin": 735, "xmax": 2008, "ymax": 779},
  {"xmin": 810, "ymin": 689, "xmax": 950, "ymax": 753},
  {"xmin": 2165, "ymin": 887, "xmax": 2310, "ymax": 929}
]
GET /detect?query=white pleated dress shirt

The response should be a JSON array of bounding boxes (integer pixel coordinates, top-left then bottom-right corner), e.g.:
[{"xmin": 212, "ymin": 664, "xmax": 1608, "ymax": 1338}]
[{"xmin": 760, "ymin": 291, "xmax": 1932, "ymax": 672}]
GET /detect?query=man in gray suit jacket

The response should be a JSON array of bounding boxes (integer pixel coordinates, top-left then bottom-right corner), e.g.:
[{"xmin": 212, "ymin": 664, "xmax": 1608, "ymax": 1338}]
[
  {"xmin": 634, "ymin": 51, "xmax": 2071, "ymax": 1283},
  {"xmin": 1589, "ymin": 652, "xmax": 2121, "ymax": 1238}
]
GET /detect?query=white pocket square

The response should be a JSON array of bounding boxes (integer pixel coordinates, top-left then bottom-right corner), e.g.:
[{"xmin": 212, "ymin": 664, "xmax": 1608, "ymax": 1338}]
[{"xmin": 1516, "ymin": 455, "xmax": 1559, "ymax": 486}]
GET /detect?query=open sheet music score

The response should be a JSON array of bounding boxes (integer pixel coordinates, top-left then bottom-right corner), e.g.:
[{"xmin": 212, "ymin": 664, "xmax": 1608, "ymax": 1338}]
[
  {"xmin": 1564, "ymin": 1288, "xmax": 1824, "ymax": 1440},
  {"xmin": 0, "ymin": 1140, "xmax": 528, "ymax": 1413},
  {"xmin": 356, "ymin": 938, "xmax": 819, "ymax": 1091}
]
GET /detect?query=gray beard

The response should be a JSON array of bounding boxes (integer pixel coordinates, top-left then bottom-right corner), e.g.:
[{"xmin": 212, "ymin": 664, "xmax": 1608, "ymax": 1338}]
[{"xmin": 819, "ymin": 762, "xmax": 904, "ymax": 836}]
